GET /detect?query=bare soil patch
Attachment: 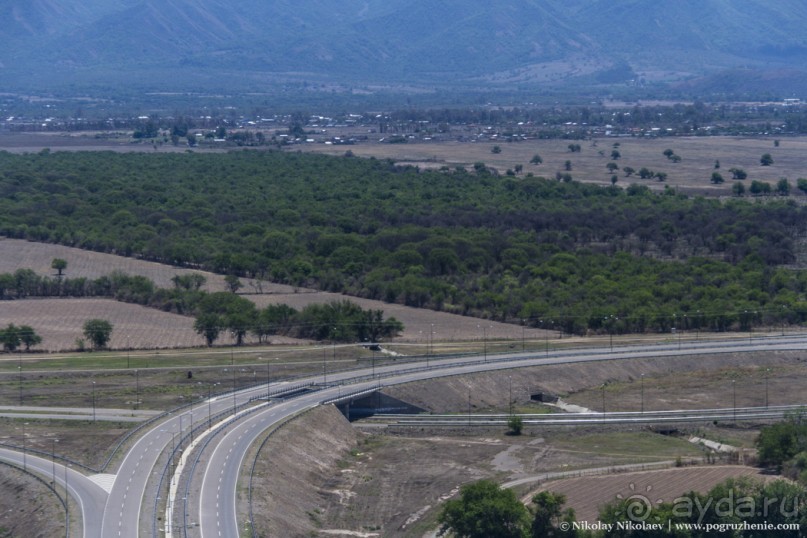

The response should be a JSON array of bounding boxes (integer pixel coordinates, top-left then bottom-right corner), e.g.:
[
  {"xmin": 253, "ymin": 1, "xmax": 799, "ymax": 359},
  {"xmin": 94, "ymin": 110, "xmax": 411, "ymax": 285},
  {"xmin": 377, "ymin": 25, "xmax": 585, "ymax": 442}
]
[
  {"xmin": 0, "ymin": 298, "xmax": 199, "ymax": 352},
  {"xmin": 534, "ymin": 466, "xmax": 775, "ymax": 524},
  {"xmin": 0, "ymin": 417, "xmax": 131, "ymax": 470},
  {"xmin": 0, "ymin": 237, "xmax": 243, "ymax": 292}
]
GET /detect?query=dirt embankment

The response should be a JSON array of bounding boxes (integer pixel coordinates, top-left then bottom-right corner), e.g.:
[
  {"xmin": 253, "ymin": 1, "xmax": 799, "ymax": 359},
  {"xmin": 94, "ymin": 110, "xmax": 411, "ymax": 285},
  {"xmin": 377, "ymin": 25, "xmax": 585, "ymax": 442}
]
[
  {"xmin": 250, "ymin": 405, "xmax": 362, "ymax": 537},
  {"xmin": 383, "ymin": 351, "xmax": 807, "ymax": 414},
  {"xmin": 0, "ymin": 464, "xmax": 65, "ymax": 538}
]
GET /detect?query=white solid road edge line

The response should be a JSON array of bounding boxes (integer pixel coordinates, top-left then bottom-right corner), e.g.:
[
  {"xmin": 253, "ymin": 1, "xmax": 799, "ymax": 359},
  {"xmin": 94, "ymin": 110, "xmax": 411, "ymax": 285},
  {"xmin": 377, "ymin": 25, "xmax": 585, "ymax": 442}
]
[{"xmin": 164, "ymin": 403, "xmax": 267, "ymax": 538}]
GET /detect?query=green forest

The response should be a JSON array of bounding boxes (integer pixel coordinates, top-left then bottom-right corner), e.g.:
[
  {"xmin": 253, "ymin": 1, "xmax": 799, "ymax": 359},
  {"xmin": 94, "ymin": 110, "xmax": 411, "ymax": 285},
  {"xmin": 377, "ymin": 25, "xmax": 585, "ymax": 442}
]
[{"xmin": 2, "ymin": 149, "xmax": 807, "ymax": 334}]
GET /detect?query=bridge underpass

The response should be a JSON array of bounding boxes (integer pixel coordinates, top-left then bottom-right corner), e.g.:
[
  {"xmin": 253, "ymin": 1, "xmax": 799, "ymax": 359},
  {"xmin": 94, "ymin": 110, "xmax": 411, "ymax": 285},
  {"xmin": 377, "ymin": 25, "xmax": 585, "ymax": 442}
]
[{"xmin": 333, "ymin": 390, "xmax": 426, "ymax": 421}]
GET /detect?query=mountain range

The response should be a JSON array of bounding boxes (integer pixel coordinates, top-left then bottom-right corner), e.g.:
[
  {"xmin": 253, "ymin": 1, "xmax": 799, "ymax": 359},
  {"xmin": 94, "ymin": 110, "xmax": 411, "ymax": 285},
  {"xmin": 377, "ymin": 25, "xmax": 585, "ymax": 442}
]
[{"xmin": 3, "ymin": 0, "xmax": 807, "ymax": 98}]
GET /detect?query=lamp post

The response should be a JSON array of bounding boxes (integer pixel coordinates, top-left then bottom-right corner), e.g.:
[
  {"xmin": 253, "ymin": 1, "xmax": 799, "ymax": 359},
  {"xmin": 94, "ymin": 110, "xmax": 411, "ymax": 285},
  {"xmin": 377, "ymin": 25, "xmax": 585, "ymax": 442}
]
[
  {"xmin": 267, "ymin": 357, "xmax": 273, "ymax": 399},
  {"xmin": 127, "ymin": 334, "xmax": 131, "ymax": 369},
  {"xmin": 430, "ymin": 323, "xmax": 434, "ymax": 358},
  {"xmin": 479, "ymin": 325, "xmax": 488, "ymax": 363},
  {"xmin": 508, "ymin": 376, "xmax": 513, "ymax": 416},
  {"xmin": 18, "ymin": 365, "xmax": 22, "ymax": 406},
  {"xmin": 322, "ymin": 347, "xmax": 327, "ymax": 386},
  {"xmin": 732, "ymin": 380, "xmax": 737, "ymax": 423},
  {"xmin": 92, "ymin": 381, "xmax": 96, "ymax": 422},
  {"xmin": 640, "ymin": 374, "xmax": 645, "ymax": 414},
  {"xmin": 601, "ymin": 384, "xmax": 606, "ymax": 417},
  {"xmin": 765, "ymin": 368, "xmax": 770, "ymax": 408},
  {"xmin": 521, "ymin": 320, "xmax": 526, "ymax": 353},
  {"xmin": 371, "ymin": 345, "xmax": 376, "ymax": 378},
  {"xmin": 51, "ymin": 438, "xmax": 58, "ymax": 486},
  {"xmin": 468, "ymin": 388, "xmax": 471, "ymax": 426},
  {"xmin": 208, "ymin": 382, "xmax": 219, "ymax": 429},
  {"xmin": 22, "ymin": 422, "xmax": 28, "ymax": 471}
]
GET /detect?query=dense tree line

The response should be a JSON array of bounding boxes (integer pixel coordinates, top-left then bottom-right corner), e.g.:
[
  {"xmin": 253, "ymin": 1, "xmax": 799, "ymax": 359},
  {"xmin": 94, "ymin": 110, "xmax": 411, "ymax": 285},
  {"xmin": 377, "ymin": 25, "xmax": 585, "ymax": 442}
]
[
  {"xmin": 1, "ymin": 150, "xmax": 807, "ymax": 334},
  {"xmin": 193, "ymin": 296, "xmax": 402, "ymax": 347},
  {"xmin": 0, "ymin": 266, "xmax": 402, "ymax": 346},
  {"xmin": 0, "ymin": 323, "xmax": 42, "ymax": 351}
]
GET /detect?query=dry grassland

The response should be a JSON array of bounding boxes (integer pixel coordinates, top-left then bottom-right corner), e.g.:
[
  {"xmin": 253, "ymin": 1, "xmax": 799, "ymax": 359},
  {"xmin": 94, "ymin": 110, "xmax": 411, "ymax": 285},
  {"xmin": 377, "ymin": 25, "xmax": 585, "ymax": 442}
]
[{"xmin": 300, "ymin": 135, "xmax": 807, "ymax": 196}]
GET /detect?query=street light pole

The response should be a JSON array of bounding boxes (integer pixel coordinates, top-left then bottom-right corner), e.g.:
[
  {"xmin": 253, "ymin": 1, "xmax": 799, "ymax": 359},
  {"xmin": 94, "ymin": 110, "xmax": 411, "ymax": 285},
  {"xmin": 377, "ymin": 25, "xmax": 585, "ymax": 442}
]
[
  {"xmin": 430, "ymin": 323, "xmax": 434, "ymax": 358},
  {"xmin": 640, "ymin": 374, "xmax": 645, "ymax": 414},
  {"xmin": 92, "ymin": 381, "xmax": 96, "ymax": 422},
  {"xmin": 127, "ymin": 335, "xmax": 131, "ymax": 369},
  {"xmin": 22, "ymin": 422, "xmax": 28, "ymax": 471},
  {"xmin": 765, "ymin": 368, "xmax": 770, "ymax": 408},
  {"xmin": 266, "ymin": 356, "xmax": 271, "ymax": 400},
  {"xmin": 232, "ymin": 368, "xmax": 236, "ymax": 415},
  {"xmin": 732, "ymin": 380, "xmax": 737, "ymax": 423},
  {"xmin": 18, "ymin": 365, "xmax": 22, "ymax": 406},
  {"xmin": 51, "ymin": 438, "xmax": 57, "ymax": 486},
  {"xmin": 521, "ymin": 320, "xmax": 526, "ymax": 353},
  {"xmin": 323, "ymin": 347, "xmax": 327, "ymax": 386},
  {"xmin": 508, "ymin": 376, "xmax": 513, "ymax": 416},
  {"xmin": 483, "ymin": 326, "xmax": 487, "ymax": 363},
  {"xmin": 601, "ymin": 384, "xmax": 606, "ymax": 416}
]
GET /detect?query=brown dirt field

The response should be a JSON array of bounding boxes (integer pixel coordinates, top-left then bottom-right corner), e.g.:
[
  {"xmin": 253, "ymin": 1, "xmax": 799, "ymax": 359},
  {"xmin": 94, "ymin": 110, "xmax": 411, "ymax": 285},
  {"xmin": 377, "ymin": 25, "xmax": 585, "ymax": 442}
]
[
  {"xmin": 0, "ymin": 238, "xmax": 550, "ymax": 348},
  {"xmin": 0, "ymin": 298, "xmax": 199, "ymax": 352},
  {"xmin": 249, "ymin": 292, "xmax": 547, "ymax": 343},
  {"xmin": 0, "ymin": 237, "xmax": 260, "ymax": 292},
  {"xmin": 0, "ymin": 464, "xmax": 66, "ymax": 538},
  {"xmin": 534, "ymin": 466, "xmax": 776, "ymax": 524},
  {"xmin": 299, "ymin": 135, "xmax": 807, "ymax": 196}
]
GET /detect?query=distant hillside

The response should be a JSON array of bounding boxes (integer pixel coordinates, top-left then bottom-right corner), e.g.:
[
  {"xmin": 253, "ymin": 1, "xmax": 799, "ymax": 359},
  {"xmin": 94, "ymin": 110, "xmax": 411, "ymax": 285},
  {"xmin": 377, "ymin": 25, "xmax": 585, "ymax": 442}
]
[{"xmin": 3, "ymin": 0, "xmax": 807, "ymax": 96}]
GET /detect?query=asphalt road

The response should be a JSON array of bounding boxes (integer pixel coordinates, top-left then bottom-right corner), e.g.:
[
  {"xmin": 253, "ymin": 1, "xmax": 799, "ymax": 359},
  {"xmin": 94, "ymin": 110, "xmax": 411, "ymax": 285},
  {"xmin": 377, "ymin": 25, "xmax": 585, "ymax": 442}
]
[
  {"xmin": 184, "ymin": 335, "xmax": 807, "ymax": 538},
  {"xmin": 6, "ymin": 334, "xmax": 807, "ymax": 538},
  {"xmin": 0, "ymin": 447, "xmax": 108, "ymax": 538}
]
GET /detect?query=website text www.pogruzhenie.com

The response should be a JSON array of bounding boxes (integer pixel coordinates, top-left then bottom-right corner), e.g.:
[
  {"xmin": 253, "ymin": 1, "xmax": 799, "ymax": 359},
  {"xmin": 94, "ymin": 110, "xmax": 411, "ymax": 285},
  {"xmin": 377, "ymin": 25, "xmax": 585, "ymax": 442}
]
[{"xmin": 562, "ymin": 521, "xmax": 801, "ymax": 533}]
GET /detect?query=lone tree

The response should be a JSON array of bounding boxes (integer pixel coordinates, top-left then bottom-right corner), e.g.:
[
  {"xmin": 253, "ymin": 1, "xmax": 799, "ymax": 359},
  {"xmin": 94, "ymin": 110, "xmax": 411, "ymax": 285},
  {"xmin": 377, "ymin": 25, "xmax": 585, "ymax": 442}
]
[
  {"xmin": 83, "ymin": 319, "xmax": 113, "ymax": 350},
  {"xmin": 761, "ymin": 153, "xmax": 774, "ymax": 166},
  {"xmin": 438, "ymin": 480, "xmax": 530, "ymax": 538},
  {"xmin": 530, "ymin": 492, "xmax": 577, "ymax": 538},
  {"xmin": 0, "ymin": 324, "xmax": 21, "ymax": 352},
  {"xmin": 194, "ymin": 313, "xmax": 223, "ymax": 347},
  {"xmin": 507, "ymin": 415, "xmax": 524, "ymax": 436},
  {"xmin": 18, "ymin": 325, "xmax": 42, "ymax": 351},
  {"xmin": 224, "ymin": 274, "xmax": 242, "ymax": 293},
  {"xmin": 530, "ymin": 154, "xmax": 543, "ymax": 165},
  {"xmin": 51, "ymin": 258, "xmax": 67, "ymax": 277}
]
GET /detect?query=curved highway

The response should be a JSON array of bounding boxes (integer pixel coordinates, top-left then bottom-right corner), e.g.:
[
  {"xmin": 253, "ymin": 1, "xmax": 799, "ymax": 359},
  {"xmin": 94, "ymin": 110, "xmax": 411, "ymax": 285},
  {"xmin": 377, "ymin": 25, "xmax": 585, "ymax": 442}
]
[
  {"xmin": 183, "ymin": 335, "xmax": 807, "ymax": 538},
  {"xmin": 0, "ymin": 447, "xmax": 108, "ymax": 538},
  {"xmin": 6, "ymin": 334, "xmax": 807, "ymax": 537}
]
